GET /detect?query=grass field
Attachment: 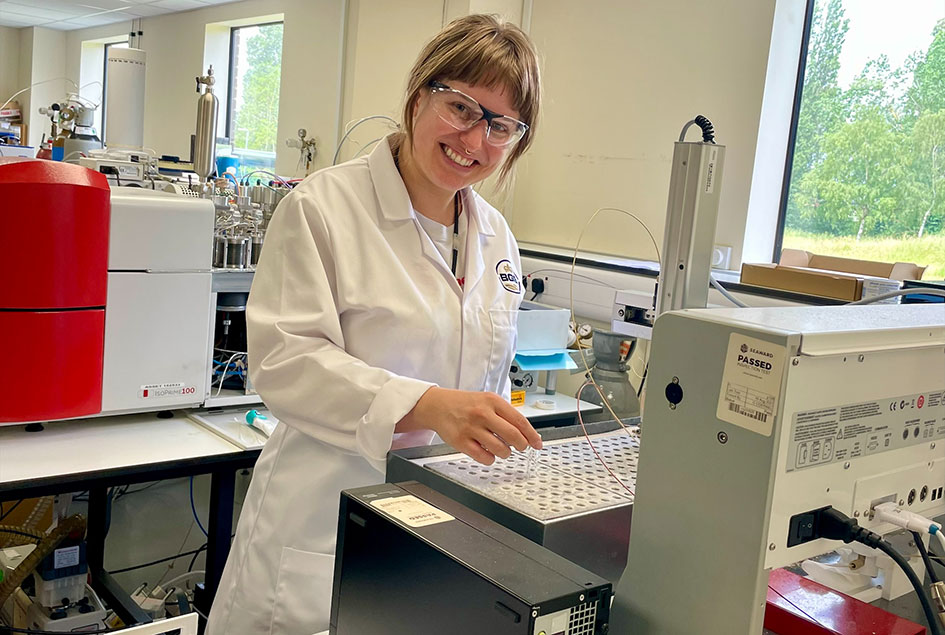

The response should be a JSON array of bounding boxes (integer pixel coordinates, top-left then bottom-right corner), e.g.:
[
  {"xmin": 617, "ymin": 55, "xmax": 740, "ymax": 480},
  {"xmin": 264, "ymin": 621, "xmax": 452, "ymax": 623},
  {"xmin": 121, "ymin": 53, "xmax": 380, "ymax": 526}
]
[{"xmin": 782, "ymin": 230, "xmax": 945, "ymax": 280}]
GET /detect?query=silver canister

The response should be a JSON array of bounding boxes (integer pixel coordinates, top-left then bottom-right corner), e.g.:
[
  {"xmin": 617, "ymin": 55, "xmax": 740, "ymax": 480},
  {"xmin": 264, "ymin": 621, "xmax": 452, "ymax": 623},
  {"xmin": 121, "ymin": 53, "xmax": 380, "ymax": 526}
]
[
  {"xmin": 194, "ymin": 66, "xmax": 219, "ymax": 181},
  {"xmin": 213, "ymin": 234, "xmax": 228, "ymax": 268},
  {"xmin": 225, "ymin": 236, "xmax": 249, "ymax": 269},
  {"xmin": 250, "ymin": 233, "xmax": 265, "ymax": 266}
]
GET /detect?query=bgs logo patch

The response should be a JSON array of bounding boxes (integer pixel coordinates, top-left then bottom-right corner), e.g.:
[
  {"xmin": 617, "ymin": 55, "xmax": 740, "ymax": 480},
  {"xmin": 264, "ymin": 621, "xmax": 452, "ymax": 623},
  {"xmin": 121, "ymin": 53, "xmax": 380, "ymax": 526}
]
[{"xmin": 496, "ymin": 259, "xmax": 522, "ymax": 294}]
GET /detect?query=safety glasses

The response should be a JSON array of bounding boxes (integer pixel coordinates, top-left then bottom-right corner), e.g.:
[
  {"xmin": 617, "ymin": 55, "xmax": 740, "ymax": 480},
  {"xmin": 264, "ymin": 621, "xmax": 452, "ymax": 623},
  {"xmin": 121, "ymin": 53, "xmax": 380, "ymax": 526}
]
[{"xmin": 428, "ymin": 81, "xmax": 528, "ymax": 147}]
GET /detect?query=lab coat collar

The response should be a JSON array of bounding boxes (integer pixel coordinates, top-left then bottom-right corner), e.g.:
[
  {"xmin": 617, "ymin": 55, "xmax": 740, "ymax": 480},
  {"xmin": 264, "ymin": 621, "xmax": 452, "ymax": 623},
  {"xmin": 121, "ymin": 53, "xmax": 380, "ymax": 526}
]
[{"xmin": 368, "ymin": 136, "xmax": 496, "ymax": 238}]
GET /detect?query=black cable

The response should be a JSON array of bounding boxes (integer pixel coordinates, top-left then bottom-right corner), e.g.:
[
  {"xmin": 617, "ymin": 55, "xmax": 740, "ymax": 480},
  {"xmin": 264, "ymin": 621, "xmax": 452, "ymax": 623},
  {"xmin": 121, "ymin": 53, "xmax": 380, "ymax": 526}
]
[
  {"xmin": 109, "ymin": 533, "xmax": 232, "ymax": 575},
  {"xmin": 188, "ymin": 543, "xmax": 208, "ymax": 572},
  {"xmin": 873, "ymin": 539, "xmax": 944, "ymax": 635},
  {"xmin": 0, "ymin": 528, "xmax": 42, "ymax": 542},
  {"xmin": 113, "ymin": 481, "xmax": 159, "ymax": 500},
  {"xmin": 929, "ymin": 545, "xmax": 945, "ymax": 570},
  {"xmin": 635, "ymin": 363, "xmax": 648, "ymax": 399},
  {"xmin": 0, "ymin": 500, "xmax": 22, "ymax": 522},
  {"xmin": 694, "ymin": 114, "xmax": 716, "ymax": 143},
  {"xmin": 913, "ymin": 530, "xmax": 942, "ymax": 584},
  {"xmin": 108, "ymin": 545, "xmax": 207, "ymax": 575},
  {"xmin": 0, "ymin": 626, "xmax": 115, "ymax": 635},
  {"xmin": 529, "ymin": 292, "xmax": 539, "ymax": 301},
  {"xmin": 816, "ymin": 508, "xmax": 944, "ymax": 635}
]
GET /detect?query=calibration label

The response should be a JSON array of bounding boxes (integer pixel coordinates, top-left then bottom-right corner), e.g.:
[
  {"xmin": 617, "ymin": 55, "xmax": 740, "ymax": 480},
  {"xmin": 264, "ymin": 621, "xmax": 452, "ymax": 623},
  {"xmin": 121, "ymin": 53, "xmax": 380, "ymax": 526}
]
[
  {"xmin": 787, "ymin": 390, "xmax": 945, "ymax": 473},
  {"xmin": 716, "ymin": 334, "xmax": 787, "ymax": 437},
  {"xmin": 370, "ymin": 495, "xmax": 454, "ymax": 528}
]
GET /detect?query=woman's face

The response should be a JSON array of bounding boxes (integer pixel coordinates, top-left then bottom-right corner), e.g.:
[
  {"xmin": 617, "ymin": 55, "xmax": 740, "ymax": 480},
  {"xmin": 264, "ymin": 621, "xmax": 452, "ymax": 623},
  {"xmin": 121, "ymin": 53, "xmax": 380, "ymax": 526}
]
[{"xmin": 408, "ymin": 79, "xmax": 521, "ymax": 195}]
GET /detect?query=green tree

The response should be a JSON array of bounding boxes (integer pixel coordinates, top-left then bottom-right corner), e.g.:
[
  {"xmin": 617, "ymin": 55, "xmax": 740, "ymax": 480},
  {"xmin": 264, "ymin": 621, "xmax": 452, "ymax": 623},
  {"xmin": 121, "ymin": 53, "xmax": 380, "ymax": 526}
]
[
  {"xmin": 800, "ymin": 109, "xmax": 906, "ymax": 240},
  {"xmin": 905, "ymin": 111, "xmax": 945, "ymax": 237},
  {"xmin": 844, "ymin": 56, "xmax": 904, "ymax": 123},
  {"xmin": 904, "ymin": 19, "xmax": 945, "ymax": 119},
  {"xmin": 232, "ymin": 23, "xmax": 284, "ymax": 153},
  {"xmin": 785, "ymin": 0, "xmax": 849, "ymax": 232}
]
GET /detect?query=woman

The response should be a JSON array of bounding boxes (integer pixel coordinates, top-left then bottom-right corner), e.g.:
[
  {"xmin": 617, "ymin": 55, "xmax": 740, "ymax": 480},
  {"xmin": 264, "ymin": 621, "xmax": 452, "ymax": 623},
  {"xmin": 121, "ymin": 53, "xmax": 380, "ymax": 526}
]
[{"xmin": 206, "ymin": 14, "xmax": 542, "ymax": 634}]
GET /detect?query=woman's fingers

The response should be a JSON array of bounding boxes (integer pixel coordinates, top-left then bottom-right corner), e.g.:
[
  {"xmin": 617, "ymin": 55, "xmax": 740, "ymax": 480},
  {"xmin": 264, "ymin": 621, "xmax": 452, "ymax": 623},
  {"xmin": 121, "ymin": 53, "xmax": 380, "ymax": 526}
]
[
  {"xmin": 493, "ymin": 397, "xmax": 543, "ymax": 450},
  {"xmin": 459, "ymin": 438, "xmax": 496, "ymax": 466},
  {"xmin": 474, "ymin": 427, "xmax": 513, "ymax": 460}
]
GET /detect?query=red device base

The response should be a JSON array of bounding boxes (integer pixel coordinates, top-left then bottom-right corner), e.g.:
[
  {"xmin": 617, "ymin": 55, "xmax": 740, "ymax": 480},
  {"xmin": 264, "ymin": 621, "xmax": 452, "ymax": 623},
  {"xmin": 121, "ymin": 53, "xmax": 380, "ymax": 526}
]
[{"xmin": 764, "ymin": 568, "xmax": 927, "ymax": 635}]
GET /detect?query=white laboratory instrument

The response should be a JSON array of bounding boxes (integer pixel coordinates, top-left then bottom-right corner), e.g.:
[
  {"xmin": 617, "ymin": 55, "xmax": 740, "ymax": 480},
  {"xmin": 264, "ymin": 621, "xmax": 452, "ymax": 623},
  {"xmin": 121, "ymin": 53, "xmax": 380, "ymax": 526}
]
[
  {"xmin": 612, "ymin": 116, "xmax": 725, "ymax": 339},
  {"xmin": 105, "ymin": 47, "xmax": 146, "ymax": 148},
  {"xmin": 610, "ymin": 304, "xmax": 945, "ymax": 633}
]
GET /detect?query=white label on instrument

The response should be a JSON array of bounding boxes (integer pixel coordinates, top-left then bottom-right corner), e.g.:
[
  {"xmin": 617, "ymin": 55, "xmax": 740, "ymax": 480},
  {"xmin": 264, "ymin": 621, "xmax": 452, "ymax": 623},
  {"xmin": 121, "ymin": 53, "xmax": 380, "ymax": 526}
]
[
  {"xmin": 716, "ymin": 334, "xmax": 786, "ymax": 436},
  {"xmin": 370, "ymin": 495, "xmax": 454, "ymax": 528},
  {"xmin": 54, "ymin": 545, "xmax": 80, "ymax": 569},
  {"xmin": 705, "ymin": 146, "xmax": 718, "ymax": 194},
  {"xmin": 787, "ymin": 390, "xmax": 945, "ymax": 472},
  {"xmin": 139, "ymin": 383, "xmax": 197, "ymax": 399}
]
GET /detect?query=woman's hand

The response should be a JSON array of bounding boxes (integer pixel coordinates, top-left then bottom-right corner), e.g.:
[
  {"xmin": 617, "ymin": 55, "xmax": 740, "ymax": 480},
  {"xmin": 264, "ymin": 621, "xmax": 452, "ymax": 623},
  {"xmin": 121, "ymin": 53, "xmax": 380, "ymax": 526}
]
[{"xmin": 397, "ymin": 387, "xmax": 542, "ymax": 465}]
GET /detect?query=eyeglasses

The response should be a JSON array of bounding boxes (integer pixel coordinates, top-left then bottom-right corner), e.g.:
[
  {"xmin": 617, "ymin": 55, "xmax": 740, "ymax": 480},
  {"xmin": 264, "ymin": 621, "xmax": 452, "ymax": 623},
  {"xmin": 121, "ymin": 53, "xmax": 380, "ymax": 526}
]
[{"xmin": 428, "ymin": 81, "xmax": 528, "ymax": 147}]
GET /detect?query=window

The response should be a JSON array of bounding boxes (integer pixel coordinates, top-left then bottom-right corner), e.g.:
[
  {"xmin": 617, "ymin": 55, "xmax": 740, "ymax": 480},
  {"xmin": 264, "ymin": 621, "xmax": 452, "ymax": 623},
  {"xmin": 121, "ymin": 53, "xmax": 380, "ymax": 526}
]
[
  {"xmin": 100, "ymin": 40, "xmax": 129, "ymax": 142},
  {"xmin": 777, "ymin": 0, "xmax": 945, "ymax": 278},
  {"xmin": 225, "ymin": 22, "xmax": 284, "ymax": 173}
]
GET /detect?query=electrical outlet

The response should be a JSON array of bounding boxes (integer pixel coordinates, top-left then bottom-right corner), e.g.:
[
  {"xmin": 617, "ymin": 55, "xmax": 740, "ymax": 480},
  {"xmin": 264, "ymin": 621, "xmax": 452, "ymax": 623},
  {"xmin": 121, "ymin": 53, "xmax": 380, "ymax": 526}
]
[{"xmin": 712, "ymin": 244, "xmax": 733, "ymax": 270}]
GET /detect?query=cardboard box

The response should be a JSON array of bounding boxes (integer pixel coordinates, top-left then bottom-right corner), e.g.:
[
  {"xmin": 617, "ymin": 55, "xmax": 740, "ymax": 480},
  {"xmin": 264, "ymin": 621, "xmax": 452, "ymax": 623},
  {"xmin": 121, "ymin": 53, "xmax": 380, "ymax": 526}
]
[
  {"xmin": 0, "ymin": 121, "xmax": 27, "ymax": 145},
  {"xmin": 0, "ymin": 101, "xmax": 22, "ymax": 120},
  {"xmin": 740, "ymin": 249, "xmax": 925, "ymax": 302}
]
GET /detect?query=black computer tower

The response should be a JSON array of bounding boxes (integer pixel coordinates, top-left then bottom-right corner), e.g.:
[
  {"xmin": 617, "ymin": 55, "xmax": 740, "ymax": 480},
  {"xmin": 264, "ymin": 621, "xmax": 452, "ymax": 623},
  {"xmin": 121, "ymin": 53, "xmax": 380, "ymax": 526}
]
[{"xmin": 330, "ymin": 481, "xmax": 611, "ymax": 635}]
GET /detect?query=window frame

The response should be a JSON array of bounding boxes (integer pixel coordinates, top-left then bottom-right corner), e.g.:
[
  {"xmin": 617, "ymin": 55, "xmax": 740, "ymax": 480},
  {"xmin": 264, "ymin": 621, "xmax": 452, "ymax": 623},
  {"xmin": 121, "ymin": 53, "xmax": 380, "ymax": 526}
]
[
  {"xmin": 224, "ymin": 20, "xmax": 284, "ymax": 145},
  {"xmin": 771, "ymin": 0, "xmax": 817, "ymax": 261}
]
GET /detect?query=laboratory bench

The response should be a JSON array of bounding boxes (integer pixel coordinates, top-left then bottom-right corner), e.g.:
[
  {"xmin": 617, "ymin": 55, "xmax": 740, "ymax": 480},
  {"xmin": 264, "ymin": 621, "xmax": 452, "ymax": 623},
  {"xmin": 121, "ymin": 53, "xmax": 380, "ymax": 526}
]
[{"xmin": 0, "ymin": 410, "xmax": 260, "ymax": 626}]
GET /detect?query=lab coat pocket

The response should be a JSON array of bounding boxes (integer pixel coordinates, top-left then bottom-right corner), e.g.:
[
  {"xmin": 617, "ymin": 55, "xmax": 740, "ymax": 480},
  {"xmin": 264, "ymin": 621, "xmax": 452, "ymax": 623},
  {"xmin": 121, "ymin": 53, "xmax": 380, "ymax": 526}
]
[
  {"xmin": 270, "ymin": 546, "xmax": 334, "ymax": 634},
  {"xmin": 486, "ymin": 308, "xmax": 518, "ymax": 393}
]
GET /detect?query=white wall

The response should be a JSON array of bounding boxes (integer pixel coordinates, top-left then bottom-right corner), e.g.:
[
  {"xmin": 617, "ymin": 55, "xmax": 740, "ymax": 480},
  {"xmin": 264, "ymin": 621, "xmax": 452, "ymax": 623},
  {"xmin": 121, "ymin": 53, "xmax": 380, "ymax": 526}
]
[
  {"xmin": 9, "ymin": 0, "xmax": 797, "ymax": 269},
  {"xmin": 61, "ymin": 0, "xmax": 344, "ymax": 176},
  {"xmin": 23, "ymin": 27, "xmax": 67, "ymax": 148},
  {"xmin": 16, "ymin": 28, "xmax": 32, "ymax": 131},
  {"xmin": 509, "ymin": 0, "xmax": 778, "ymax": 270},
  {"xmin": 0, "ymin": 27, "xmax": 20, "ymax": 107},
  {"xmin": 337, "ymin": 0, "xmax": 444, "ymax": 165}
]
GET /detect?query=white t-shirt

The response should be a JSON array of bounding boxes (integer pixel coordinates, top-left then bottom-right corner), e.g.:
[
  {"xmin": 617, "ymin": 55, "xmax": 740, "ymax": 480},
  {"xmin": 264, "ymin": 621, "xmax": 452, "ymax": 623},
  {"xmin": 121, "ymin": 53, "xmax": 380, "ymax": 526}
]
[{"xmin": 415, "ymin": 207, "xmax": 468, "ymax": 286}]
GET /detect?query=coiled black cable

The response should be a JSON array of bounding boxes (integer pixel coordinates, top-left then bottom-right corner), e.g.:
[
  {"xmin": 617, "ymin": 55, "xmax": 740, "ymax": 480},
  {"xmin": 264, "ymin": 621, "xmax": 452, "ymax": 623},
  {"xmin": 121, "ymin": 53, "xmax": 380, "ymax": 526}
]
[{"xmin": 694, "ymin": 115, "xmax": 716, "ymax": 143}]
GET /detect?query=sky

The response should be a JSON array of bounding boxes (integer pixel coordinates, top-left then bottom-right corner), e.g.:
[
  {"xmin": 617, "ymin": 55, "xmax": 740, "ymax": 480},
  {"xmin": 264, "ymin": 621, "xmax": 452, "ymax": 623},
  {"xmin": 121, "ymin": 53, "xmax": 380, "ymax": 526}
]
[{"xmin": 837, "ymin": 0, "xmax": 945, "ymax": 88}]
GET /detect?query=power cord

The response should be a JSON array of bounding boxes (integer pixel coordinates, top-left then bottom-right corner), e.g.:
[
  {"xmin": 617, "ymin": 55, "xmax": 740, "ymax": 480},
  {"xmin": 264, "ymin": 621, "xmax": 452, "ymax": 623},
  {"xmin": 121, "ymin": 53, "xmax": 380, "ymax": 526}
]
[
  {"xmin": 812, "ymin": 507, "xmax": 944, "ymax": 635},
  {"xmin": 913, "ymin": 531, "xmax": 941, "ymax": 585}
]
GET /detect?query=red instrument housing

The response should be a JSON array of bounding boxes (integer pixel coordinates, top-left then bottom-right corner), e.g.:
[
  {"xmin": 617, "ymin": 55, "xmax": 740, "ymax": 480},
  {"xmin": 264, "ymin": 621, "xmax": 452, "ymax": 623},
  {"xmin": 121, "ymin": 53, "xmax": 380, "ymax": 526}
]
[{"xmin": 0, "ymin": 158, "xmax": 110, "ymax": 423}]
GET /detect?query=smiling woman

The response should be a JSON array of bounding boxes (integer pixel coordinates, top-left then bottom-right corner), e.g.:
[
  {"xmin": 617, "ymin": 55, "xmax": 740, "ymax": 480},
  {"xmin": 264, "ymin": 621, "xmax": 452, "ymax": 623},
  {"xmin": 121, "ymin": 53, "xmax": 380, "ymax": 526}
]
[{"xmin": 205, "ymin": 14, "xmax": 544, "ymax": 635}]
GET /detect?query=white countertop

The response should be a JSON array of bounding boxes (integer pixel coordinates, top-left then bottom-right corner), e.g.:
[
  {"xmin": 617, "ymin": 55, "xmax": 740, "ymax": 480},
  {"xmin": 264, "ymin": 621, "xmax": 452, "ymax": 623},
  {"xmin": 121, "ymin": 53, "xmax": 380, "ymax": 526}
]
[
  {"xmin": 520, "ymin": 389, "xmax": 603, "ymax": 420},
  {"xmin": 0, "ymin": 411, "xmax": 242, "ymax": 485}
]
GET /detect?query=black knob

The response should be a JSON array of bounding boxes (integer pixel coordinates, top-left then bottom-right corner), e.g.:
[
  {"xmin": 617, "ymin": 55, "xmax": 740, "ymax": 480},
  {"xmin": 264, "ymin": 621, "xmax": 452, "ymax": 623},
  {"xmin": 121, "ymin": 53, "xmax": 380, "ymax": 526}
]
[{"xmin": 665, "ymin": 381, "xmax": 683, "ymax": 406}]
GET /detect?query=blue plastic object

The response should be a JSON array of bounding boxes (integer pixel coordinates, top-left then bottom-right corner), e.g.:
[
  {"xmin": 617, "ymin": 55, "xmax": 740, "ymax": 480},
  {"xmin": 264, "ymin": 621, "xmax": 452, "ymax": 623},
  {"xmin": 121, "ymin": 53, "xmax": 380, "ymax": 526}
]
[
  {"xmin": 245, "ymin": 409, "xmax": 268, "ymax": 425},
  {"xmin": 216, "ymin": 156, "xmax": 240, "ymax": 176}
]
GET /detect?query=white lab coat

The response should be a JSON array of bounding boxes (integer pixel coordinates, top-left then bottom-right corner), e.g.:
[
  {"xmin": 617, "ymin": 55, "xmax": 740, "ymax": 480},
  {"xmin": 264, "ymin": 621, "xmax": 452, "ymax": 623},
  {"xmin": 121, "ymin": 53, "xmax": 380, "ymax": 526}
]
[{"xmin": 206, "ymin": 137, "xmax": 525, "ymax": 635}]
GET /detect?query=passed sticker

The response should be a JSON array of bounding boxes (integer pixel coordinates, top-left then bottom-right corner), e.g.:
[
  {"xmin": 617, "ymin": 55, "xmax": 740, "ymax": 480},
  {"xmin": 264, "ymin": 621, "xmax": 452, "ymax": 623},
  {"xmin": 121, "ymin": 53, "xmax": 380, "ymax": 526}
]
[
  {"xmin": 510, "ymin": 390, "xmax": 526, "ymax": 406},
  {"xmin": 370, "ymin": 495, "xmax": 454, "ymax": 528},
  {"xmin": 716, "ymin": 334, "xmax": 787, "ymax": 436}
]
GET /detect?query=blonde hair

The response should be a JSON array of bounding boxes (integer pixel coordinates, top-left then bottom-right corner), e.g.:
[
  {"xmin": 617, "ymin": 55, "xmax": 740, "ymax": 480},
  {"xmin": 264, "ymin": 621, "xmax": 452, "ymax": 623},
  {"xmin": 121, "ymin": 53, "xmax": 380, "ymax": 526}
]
[{"xmin": 401, "ymin": 14, "xmax": 541, "ymax": 186}]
